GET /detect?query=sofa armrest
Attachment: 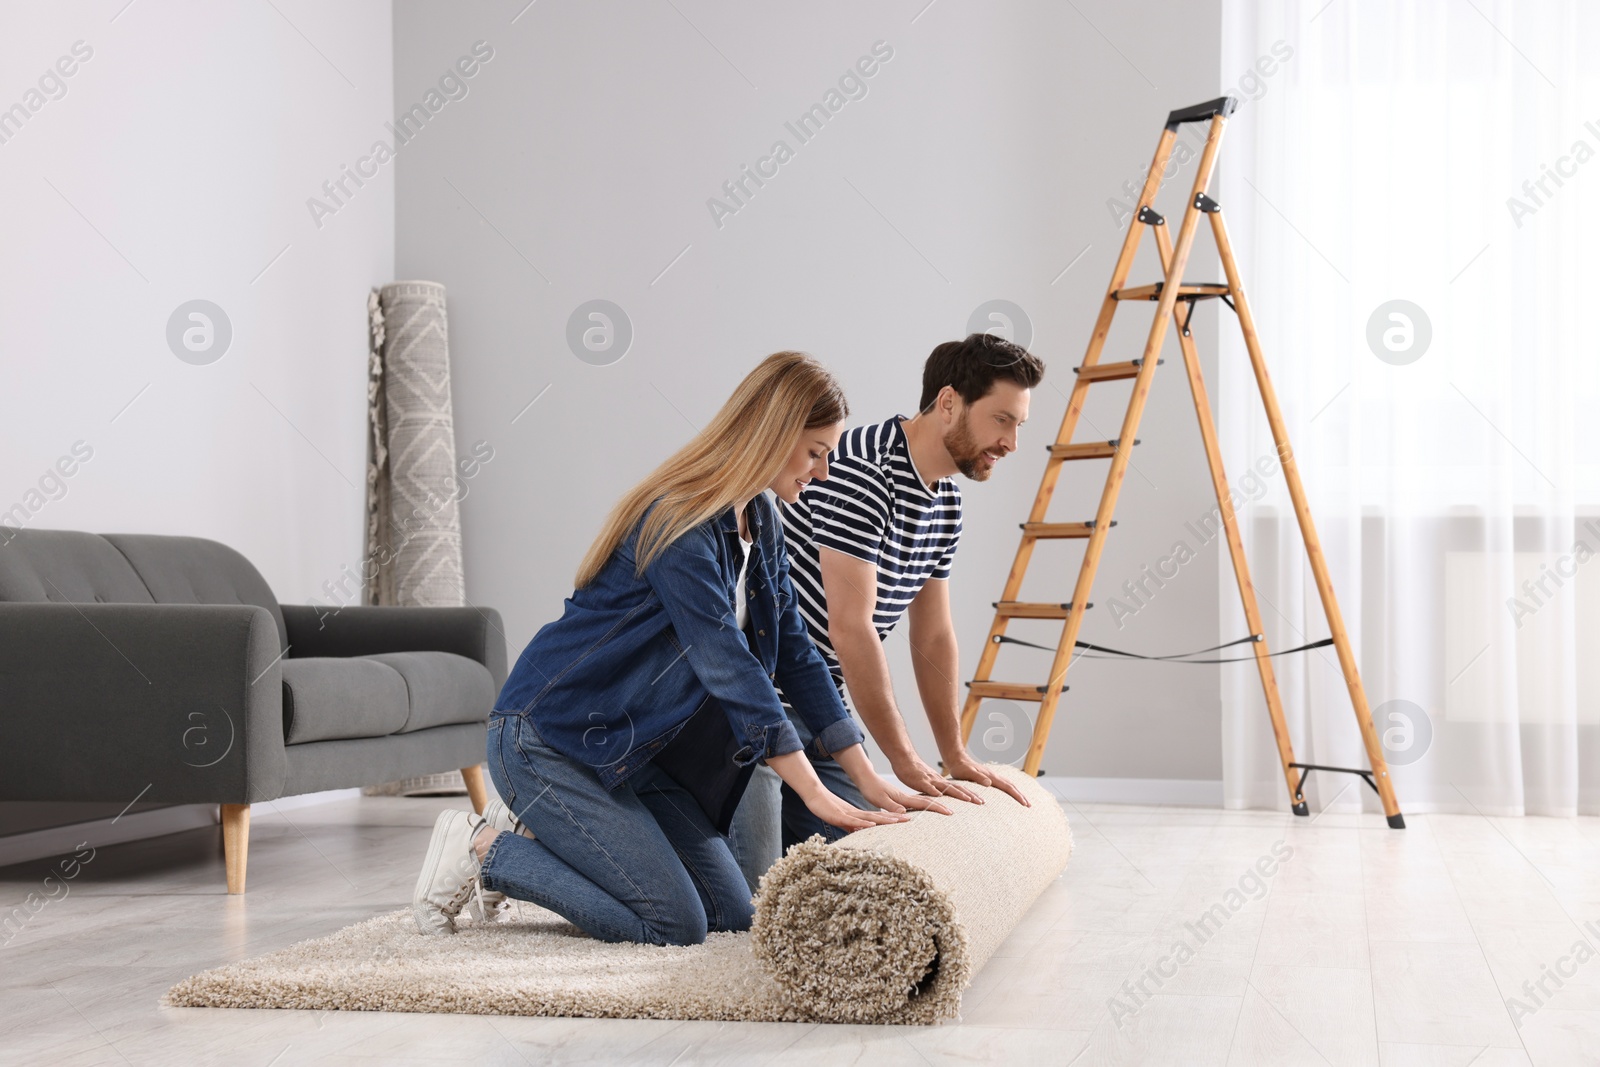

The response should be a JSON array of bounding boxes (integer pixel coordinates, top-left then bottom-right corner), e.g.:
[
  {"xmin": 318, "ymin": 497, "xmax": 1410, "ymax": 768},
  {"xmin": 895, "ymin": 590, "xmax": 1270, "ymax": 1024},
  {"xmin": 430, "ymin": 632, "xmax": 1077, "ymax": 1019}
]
[
  {"xmin": 0, "ymin": 603, "xmax": 287, "ymax": 805},
  {"xmin": 280, "ymin": 604, "xmax": 509, "ymax": 692}
]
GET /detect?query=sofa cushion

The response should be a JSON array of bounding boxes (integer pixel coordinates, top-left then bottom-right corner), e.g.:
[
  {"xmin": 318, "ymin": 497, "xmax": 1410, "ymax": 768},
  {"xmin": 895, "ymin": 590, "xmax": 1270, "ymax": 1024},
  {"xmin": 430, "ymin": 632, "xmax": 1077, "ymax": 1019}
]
[
  {"xmin": 0, "ymin": 530, "xmax": 156, "ymax": 605},
  {"xmin": 282, "ymin": 657, "xmax": 410, "ymax": 744},
  {"xmin": 103, "ymin": 533, "xmax": 288, "ymax": 651},
  {"xmin": 364, "ymin": 651, "xmax": 494, "ymax": 733}
]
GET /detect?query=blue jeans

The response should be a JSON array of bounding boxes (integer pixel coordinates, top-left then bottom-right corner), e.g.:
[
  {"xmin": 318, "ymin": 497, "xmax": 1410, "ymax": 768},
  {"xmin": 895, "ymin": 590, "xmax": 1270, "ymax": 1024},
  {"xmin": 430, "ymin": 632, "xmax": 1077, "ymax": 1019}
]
[
  {"xmin": 480, "ymin": 713, "xmax": 754, "ymax": 946},
  {"xmin": 726, "ymin": 707, "xmax": 870, "ymax": 894}
]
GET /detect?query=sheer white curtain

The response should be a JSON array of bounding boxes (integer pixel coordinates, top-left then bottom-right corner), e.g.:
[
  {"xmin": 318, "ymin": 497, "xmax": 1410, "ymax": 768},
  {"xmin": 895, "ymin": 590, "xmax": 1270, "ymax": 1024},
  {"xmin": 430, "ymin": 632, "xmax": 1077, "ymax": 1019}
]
[{"xmin": 1217, "ymin": 0, "xmax": 1600, "ymax": 816}]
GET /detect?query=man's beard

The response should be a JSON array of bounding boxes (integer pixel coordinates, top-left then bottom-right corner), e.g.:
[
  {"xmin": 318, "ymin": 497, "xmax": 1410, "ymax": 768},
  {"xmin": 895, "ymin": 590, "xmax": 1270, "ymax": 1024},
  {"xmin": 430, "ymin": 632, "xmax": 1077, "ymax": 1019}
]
[{"xmin": 943, "ymin": 412, "xmax": 992, "ymax": 481}]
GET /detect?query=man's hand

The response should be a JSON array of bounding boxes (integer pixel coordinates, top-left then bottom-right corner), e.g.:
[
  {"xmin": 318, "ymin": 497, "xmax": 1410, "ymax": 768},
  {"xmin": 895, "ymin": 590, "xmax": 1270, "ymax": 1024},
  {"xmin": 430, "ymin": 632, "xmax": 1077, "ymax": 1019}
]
[
  {"xmin": 833, "ymin": 743, "xmax": 963, "ymax": 814},
  {"xmin": 943, "ymin": 751, "xmax": 1032, "ymax": 806},
  {"xmin": 902, "ymin": 580, "xmax": 1029, "ymax": 805},
  {"xmin": 855, "ymin": 771, "xmax": 955, "ymax": 818},
  {"xmin": 890, "ymin": 752, "xmax": 985, "ymax": 805}
]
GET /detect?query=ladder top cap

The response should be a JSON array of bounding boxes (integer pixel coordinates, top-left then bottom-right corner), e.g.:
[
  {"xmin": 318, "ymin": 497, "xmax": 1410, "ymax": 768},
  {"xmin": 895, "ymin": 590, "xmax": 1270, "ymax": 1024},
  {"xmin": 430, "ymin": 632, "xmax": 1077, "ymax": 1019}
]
[{"xmin": 1165, "ymin": 95, "xmax": 1238, "ymax": 130}]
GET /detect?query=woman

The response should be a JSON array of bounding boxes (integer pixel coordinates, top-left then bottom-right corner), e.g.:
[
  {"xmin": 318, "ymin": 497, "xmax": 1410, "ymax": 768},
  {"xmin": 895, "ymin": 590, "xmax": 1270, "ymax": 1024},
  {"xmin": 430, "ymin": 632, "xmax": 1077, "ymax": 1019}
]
[{"xmin": 412, "ymin": 351, "xmax": 948, "ymax": 945}]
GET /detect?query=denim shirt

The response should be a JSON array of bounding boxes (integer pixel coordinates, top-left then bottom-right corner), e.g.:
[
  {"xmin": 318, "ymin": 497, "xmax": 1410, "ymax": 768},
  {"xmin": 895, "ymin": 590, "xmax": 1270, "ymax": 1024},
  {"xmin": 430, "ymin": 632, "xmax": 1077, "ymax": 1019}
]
[{"xmin": 494, "ymin": 493, "xmax": 865, "ymax": 789}]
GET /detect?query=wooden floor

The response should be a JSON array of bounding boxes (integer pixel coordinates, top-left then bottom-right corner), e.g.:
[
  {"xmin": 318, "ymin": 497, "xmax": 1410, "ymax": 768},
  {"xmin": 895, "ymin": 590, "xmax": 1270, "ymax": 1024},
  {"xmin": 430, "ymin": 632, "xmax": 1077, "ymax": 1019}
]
[{"xmin": 2, "ymin": 789, "xmax": 1597, "ymax": 1065}]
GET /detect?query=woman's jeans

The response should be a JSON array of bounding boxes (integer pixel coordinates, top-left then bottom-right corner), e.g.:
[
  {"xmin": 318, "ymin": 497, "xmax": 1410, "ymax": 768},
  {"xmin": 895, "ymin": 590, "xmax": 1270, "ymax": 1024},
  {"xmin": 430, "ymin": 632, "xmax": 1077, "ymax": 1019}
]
[{"xmin": 480, "ymin": 713, "xmax": 754, "ymax": 946}]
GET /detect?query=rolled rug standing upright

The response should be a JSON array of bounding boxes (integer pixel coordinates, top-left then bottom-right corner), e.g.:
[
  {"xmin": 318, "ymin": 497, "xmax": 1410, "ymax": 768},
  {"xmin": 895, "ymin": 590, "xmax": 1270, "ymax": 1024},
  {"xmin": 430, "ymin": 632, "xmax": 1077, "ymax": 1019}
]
[
  {"xmin": 364, "ymin": 281, "xmax": 472, "ymax": 797},
  {"xmin": 750, "ymin": 764, "xmax": 1071, "ymax": 1024},
  {"xmin": 365, "ymin": 280, "xmax": 467, "ymax": 610}
]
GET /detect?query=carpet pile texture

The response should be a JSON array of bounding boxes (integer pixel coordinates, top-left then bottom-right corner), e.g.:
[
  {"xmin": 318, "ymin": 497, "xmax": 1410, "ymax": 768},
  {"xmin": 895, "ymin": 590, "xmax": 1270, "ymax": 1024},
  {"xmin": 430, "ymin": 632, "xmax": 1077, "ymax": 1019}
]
[{"xmin": 163, "ymin": 766, "xmax": 1070, "ymax": 1024}]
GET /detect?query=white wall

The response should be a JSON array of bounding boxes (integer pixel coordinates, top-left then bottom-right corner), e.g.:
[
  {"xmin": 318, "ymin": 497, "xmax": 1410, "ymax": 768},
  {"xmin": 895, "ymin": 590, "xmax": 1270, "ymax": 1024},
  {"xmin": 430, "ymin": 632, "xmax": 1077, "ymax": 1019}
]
[
  {"xmin": 0, "ymin": 0, "xmax": 394, "ymax": 834},
  {"xmin": 395, "ymin": 0, "xmax": 1230, "ymax": 785},
  {"xmin": 0, "ymin": 0, "xmax": 393, "ymax": 598}
]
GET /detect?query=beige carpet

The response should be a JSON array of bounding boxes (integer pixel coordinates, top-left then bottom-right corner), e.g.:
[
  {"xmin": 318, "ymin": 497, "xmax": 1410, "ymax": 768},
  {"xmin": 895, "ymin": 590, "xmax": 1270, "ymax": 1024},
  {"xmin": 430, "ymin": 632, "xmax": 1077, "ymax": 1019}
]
[{"xmin": 164, "ymin": 766, "xmax": 1071, "ymax": 1024}]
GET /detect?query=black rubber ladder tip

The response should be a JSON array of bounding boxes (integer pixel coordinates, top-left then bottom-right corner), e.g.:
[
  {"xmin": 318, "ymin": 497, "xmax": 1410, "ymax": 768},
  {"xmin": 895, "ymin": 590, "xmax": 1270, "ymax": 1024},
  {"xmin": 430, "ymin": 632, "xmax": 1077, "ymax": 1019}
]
[
  {"xmin": 1292, "ymin": 801, "xmax": 1309, "ymax": 817},
  {"xmin": 1288, "ymin": 761, "xmax": 1407, "ymax": 829},
  {"xmin": 1165, "ymin": 95, "xmax": 1239, "ymax": 131}
]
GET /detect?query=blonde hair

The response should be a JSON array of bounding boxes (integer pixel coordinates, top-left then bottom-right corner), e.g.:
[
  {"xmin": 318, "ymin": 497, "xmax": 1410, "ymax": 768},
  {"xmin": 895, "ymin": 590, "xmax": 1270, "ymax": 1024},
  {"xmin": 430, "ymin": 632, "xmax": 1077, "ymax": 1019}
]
[{"xmin": 575, "ymin": 351, "xmax": 848, "ymax": 587}]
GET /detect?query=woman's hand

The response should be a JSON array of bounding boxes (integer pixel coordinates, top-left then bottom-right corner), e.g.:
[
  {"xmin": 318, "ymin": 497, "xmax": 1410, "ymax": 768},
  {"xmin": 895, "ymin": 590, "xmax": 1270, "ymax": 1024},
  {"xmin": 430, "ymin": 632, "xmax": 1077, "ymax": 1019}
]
[
  {"xmin": 766, "ymin": 749, "xmax": 910, "ymax": 833},
  {"xmin": 798, "ymin": 784, "xmax": 910, "ymax": 833}
]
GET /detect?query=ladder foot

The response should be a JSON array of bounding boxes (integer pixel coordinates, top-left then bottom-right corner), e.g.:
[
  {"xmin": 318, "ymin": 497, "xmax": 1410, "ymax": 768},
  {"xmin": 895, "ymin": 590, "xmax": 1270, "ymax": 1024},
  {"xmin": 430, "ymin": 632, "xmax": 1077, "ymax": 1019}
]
[
  {"xmin": 1292, "ymin": 801, "xmax": 1309, "ymax": 817},
  {"xmin": 1386, "ymin": 812, "xmax": 1407, "ymax": 830}
]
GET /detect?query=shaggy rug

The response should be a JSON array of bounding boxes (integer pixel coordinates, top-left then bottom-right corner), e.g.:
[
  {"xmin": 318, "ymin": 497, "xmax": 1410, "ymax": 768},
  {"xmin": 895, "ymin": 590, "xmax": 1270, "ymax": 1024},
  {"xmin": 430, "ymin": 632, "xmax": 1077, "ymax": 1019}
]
[{"xmin": 163, "ymin": 766, "xmax": 1071, "ymax": 1024}]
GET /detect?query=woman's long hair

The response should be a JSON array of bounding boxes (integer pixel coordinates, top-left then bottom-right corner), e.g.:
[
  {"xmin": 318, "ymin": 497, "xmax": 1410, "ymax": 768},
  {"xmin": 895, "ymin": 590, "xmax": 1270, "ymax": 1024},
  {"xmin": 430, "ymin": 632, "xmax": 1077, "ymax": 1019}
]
[{"xmin": 575, "ymin": 351, "xmax": 848, "ymax": 587}]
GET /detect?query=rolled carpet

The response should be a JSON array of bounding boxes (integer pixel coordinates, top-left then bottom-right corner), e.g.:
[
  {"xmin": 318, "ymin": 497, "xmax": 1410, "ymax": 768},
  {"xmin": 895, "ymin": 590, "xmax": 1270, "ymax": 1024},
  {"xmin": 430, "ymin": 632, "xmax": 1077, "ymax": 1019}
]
[
  {"xmin": 163, "ymin": 766, "xmax": 1069, "ymax": 1024},
  {"xmin": 751, "ymin": 764, "xmax": 1071, "ymax": 1024}
]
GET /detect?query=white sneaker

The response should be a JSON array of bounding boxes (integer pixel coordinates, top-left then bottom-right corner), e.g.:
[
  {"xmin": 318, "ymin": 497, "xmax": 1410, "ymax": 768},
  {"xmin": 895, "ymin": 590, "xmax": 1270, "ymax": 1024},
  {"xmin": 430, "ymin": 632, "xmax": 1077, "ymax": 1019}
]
[{"xmin": 411, "ymin": 808, "xmax": 487, "ymax": 935}]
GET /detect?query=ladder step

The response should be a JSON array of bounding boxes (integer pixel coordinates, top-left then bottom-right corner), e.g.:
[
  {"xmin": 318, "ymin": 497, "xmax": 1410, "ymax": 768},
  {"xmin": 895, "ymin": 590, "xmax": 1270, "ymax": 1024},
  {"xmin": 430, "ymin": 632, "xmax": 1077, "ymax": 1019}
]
[
  {"xmin": 1113, "ymin": 282, "xmax": 1231, "ymax": 301},
  {"xmin": 1021, "ymin": 521, "xmax": 1115, "ymax": 539},
  {"xmin": 1048, "ymin": 439, "xmax": 1138, "ymax": 460},
  {"xmin": 1074, "ymin": 359, "xmax": 1161, "ymax": 382},
  {"xmin": 966, "ymin": 681, "xmax": 1058, "ymax": 702},
  {"xmin": 993, "ymin": 601, "xmax": 1093, "ymax": 619}
]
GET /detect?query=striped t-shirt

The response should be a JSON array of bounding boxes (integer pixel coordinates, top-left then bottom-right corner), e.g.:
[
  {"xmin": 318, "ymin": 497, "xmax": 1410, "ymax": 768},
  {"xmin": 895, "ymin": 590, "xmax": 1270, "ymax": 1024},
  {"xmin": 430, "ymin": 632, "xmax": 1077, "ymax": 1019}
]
[{"xmin": 779, "ymin": 416, "xmax": 963, "ymax": 689}]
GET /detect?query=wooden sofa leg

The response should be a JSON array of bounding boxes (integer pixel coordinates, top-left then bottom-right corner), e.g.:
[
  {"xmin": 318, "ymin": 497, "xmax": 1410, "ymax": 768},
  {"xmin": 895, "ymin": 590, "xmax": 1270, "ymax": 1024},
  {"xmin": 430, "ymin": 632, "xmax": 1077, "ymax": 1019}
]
[
  {"xmin": 461, "ymin": 764, "xmax": 488, "ymax": 814},
  {"xmin": 221, "ymin": 803, "xmax": 250, "ymax": 895}
]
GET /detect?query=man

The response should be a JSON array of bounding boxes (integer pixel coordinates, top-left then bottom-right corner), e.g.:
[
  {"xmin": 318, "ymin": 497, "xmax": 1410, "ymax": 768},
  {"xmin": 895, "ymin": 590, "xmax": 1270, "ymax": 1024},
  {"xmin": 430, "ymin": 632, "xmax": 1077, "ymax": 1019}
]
[{"xmin": 729, "ymin": 332, "xmax": 1046, "ymax": 889}]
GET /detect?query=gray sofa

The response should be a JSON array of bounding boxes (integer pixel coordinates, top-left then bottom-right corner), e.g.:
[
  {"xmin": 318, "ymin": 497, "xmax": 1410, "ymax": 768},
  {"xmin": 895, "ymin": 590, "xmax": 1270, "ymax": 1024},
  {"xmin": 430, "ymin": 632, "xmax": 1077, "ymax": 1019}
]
[{"xmin": 0, "ymin": 529, "xmax": 506, "ymax": 893}]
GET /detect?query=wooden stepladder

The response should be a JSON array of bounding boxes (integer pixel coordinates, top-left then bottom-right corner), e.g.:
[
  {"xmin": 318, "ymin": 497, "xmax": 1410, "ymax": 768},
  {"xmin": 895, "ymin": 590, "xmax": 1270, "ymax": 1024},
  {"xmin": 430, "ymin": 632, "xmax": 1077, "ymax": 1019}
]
[{"xmin": 958, "ymin": 97, "xmax": 1404, "ymax": 827}]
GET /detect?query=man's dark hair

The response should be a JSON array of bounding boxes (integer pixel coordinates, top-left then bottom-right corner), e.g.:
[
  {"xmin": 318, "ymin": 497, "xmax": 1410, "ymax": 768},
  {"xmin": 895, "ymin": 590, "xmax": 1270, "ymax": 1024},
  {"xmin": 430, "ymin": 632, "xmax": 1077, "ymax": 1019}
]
[{"xmin": 919, "ymin": 333, "xmax": 1045, "ymax": 413}]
